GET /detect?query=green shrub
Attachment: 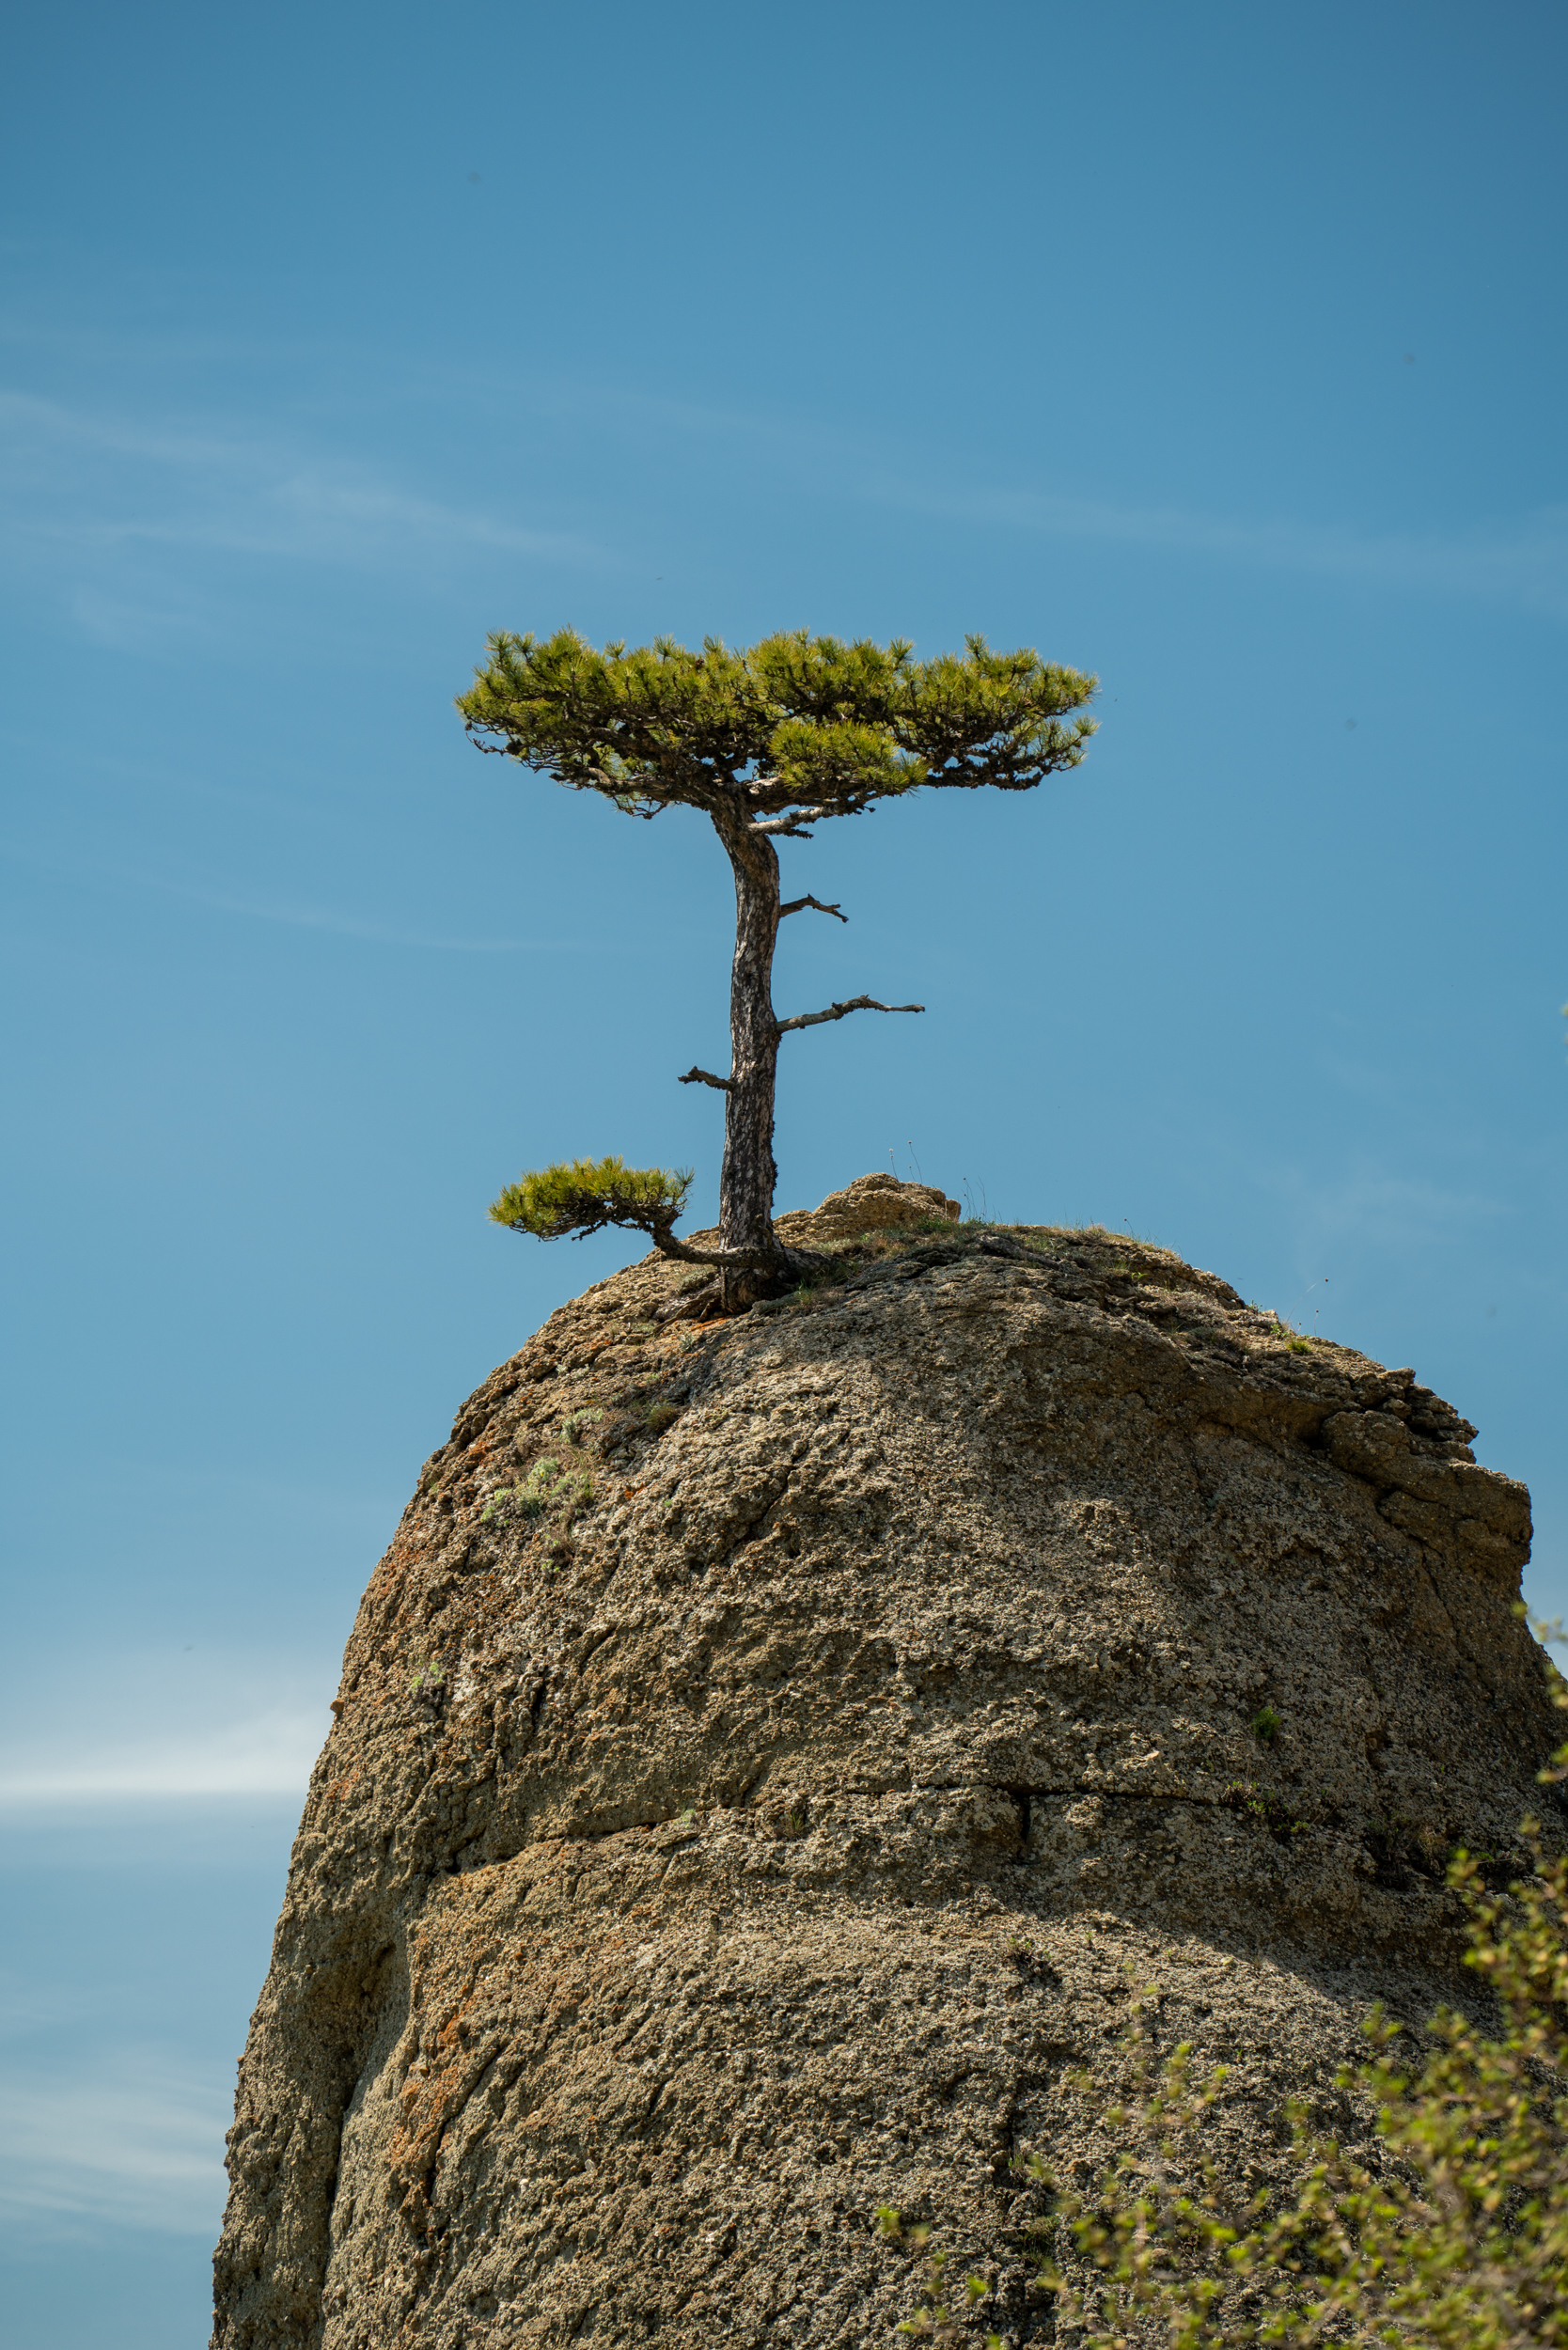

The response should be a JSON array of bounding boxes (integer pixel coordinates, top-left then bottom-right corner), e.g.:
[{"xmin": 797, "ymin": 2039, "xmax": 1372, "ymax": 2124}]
[
  {"xmin": 482, "ymin": 1457, "xmax": 593, "ymax": 1528},
  {"xmin": 881, "ymin": 2210, "xmax": 1002, "ymax": 2349},
  {"xmin": 1027, "ymin": 1644, "xmax": 1568, "ymax": 2350}
]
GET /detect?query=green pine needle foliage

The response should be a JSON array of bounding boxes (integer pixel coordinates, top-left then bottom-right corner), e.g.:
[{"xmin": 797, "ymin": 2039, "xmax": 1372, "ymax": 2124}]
[
  {"xmin": 457, "ymin": 628, "xmax": 1096, "ymax": 822},
  {"xmin": 488, "ymin": 1155, "xmax": 692, "ymax": 1243}
]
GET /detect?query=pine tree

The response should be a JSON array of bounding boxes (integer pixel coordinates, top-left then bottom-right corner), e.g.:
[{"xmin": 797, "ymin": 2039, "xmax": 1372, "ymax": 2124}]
[{"xmin": 460, "ymin": 627, "xmax": 1096, "ymax": 1305}]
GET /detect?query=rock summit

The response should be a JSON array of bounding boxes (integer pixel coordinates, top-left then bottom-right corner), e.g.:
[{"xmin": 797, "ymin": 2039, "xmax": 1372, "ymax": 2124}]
[{"xmin": 213, "ymin": 1177, "xmax": 1559, "ymax": 2348}]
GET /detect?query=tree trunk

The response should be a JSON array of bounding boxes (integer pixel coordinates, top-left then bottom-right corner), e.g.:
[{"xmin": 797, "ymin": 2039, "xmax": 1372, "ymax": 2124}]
[{"xmin": 711, "ymin": 805, "xmax": 786, "ymax": 1307}]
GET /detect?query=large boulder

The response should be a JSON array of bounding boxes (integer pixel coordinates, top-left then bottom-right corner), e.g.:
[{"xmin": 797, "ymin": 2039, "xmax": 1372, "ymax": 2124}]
[
  {"xmin": 773, "ymin": 1169, "xmax": 961, "ymax": 1245},
  {"xmin": 213, "ymin": 1183, "xmax": 1560, "ymax": 2348}
]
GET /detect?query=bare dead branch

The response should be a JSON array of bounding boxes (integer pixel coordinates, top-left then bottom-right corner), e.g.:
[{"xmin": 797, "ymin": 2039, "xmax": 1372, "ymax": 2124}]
[
  {"xmin": 775, "ymin": 995, "xmax": 925, "ymax": 1035},
  {"xmin": 677, "ymin": 1066, "xmax": 734, "ymax": 1091},
  {"xmin": 750, "ymin": 812, "xmax": 825, "ymax": 837},
  {"xmin": 778, "ymin": 895, "xmax": 849, "ymax": 923}
]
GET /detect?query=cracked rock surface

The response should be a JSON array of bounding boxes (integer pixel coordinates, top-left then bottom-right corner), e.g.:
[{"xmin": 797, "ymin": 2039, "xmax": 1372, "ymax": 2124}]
[{"xmin": 212, "ymin": 1177, "xmax": 1560, "ymax": 2348}]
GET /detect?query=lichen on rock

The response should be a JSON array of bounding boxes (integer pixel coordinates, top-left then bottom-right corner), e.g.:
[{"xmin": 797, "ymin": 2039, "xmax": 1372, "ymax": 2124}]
[{"xmin": 212, "ymin": 1180, "xmax": 1560, "ymax": 2349}]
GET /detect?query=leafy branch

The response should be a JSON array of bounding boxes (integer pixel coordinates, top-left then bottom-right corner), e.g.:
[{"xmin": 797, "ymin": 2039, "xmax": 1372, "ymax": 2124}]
[
  {"xmin": 487, "ymin": 1153, "xmax": 817, "ymax": 1272},
  {"xmin": 1025, "ymin": 1635, "xmax": 1568, "ymax": 2350}
]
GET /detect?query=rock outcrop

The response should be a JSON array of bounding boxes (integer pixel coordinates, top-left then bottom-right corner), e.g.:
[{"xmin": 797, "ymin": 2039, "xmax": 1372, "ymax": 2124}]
[{"xmin": 213, "ymin": 1179, "xmax": 1560, "ymax": 2349}]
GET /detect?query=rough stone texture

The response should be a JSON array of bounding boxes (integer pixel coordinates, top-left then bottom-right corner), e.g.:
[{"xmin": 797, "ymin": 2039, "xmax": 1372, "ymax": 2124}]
[
  {"xmin": 212, "ymin": 1183, "xmax": 1560, "ymax": 2349},
  {"xmin": 773, "ymin": 1170, "xmax": 962, "ymax": 1246}
]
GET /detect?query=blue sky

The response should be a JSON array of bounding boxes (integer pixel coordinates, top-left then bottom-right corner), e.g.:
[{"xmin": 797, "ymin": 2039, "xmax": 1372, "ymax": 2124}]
[{"xmin": 2, "ymin": 3, "xmax": 1565, "ymax": 2340}]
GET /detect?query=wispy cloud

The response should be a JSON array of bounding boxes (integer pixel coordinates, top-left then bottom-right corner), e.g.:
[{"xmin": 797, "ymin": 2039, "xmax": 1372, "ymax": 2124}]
[
  {"xmin": 855, "ymin": 471, "xmax": 1568, "ymax": 624},
  {"xmin": 0, "ymin": 833, "xmax": 571, "ymax": 952},
  {"xmin": 551, "ymin": 374, "xmax": 1568, "ymax": 624},
  {"xmin": 160, "ymin": 881, "xmax": 559, "ymax": 952},
  {"xmin": 0, "ymin": 1649, "xmax": 326, "ymax": 1810},
  {"xmin": 1265, "ymin": 1158, "xmax": 1507, "ymax": 1266},
  {"xmin": 7, "ymin": 347, "xmax": 1566, "ymax": 646},
  {"xmin": 0, "ymin": 384, "xmax": 605, "ymax": 576},
  {"xmin": 0, "ymin": 2047, "xmax": 228, "ymax": 2235},
  {"xmin": 0, "ymin": 1710, "xmax": 321, "ymax": 1807}
]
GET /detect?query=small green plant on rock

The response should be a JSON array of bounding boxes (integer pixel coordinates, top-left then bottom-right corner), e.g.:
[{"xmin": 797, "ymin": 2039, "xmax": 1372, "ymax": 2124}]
[
  {"xmin": 482, "ymin": 1459, "xmax": 594, "ymax": 1532},
  {"xmin": 897, "ymin": 2251, "xmax": 999, "ymax": 2344},
  {"xmin": 880, "ymin": 2211, "xmax": 1002, "ymax": 2348},
  {"xmin": 1222, "ymin": 1778, "xmax": 1300, "ymax": 1844},
  {"xmin": 1251, "ymin": 1705, "xmax": 1280, "ymax": 1747},
  {"xmin": 482, "ymin": 1458, "xmax": 562, "ymax": 1524},
  {"xmin": 1022, "ymin": 1834, "xmax": 1568, "ymax": 2350},
  {"xmin": 1019, "ymin": 1638, "xmax": 1568, "ymax": 2350}
]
